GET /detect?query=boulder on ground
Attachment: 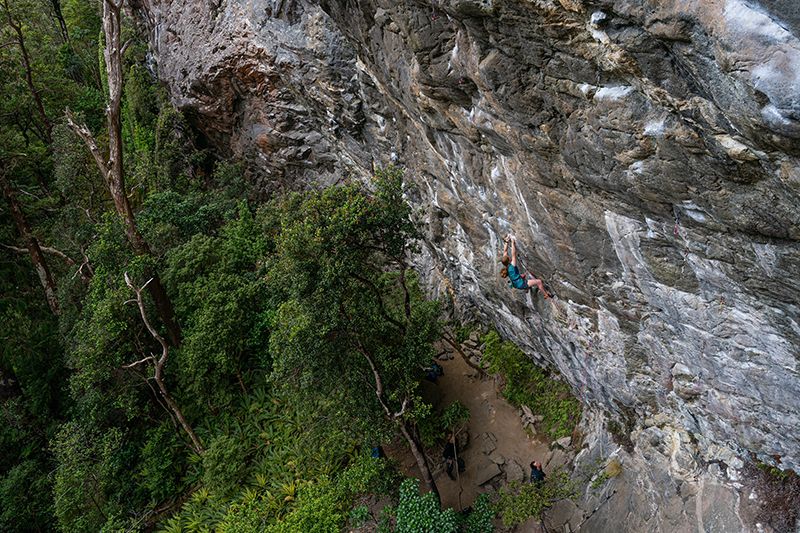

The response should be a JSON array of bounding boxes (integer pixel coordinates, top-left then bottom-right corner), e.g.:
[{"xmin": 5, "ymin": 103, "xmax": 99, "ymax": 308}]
[
  {"xmin": 553, "ymin": 436, "xmax": 572, "ymax": 449},
  {"xmin": 489, "ymin": 451, "xmax": 505, "ymax": 464},
  {"xmin": 480, "ymin": 432, "xmax": 497, "ymax": 454},
  {"xmin": 475, "ymin": 460, "xmax": 502, "ymax": 485},
  {"xmin": 505, "ymin": 459, "xmax": 525, "ymax": 483},
  {"xmin": 545, "ymin": 448, "xmax": 569, "ymax": 470}
]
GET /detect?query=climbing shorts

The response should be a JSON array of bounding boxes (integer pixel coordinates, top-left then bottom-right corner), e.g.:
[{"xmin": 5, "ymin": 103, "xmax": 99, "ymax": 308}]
[{"xmin": 507, "ymin": 264, "xmax": 527, "ymax": 290}]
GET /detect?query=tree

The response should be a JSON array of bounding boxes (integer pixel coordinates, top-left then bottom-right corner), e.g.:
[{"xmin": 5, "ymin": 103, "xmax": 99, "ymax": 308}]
[
  {"xmin": 269, "ymin": 168, "xmax": 442, "ymax": 498},
  {"xmin": 123, "ymin": 272, "xmax": 203, "ymax": 454},
  {"xmin": 0, "ymin": 165, "xmax": 59, "ymax": 314},
  {"xmin": 0, "ymin": 0, "xmax": 52, "ymax": 144},
  {"xmin": 66, "ymin": 0, "xmax": 181, "ymax": 346}
]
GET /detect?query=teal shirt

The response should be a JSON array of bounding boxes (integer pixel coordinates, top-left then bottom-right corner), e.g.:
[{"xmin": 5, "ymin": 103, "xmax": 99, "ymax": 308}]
[{"xmin": 507, "ymin": 264, "xmax": 527, "ymax": 289}]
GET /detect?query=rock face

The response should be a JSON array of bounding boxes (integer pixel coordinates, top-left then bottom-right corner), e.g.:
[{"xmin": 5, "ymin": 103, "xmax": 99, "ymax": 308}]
[{"xmin": 132, "ymin": 0, "xmax": 800, "ymax": 528}]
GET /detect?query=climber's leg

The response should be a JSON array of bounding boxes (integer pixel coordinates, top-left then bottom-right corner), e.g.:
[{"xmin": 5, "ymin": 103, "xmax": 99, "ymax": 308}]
[{"xmin": 526, "ymin": 275, "xmax": 551, "ymax": 299}]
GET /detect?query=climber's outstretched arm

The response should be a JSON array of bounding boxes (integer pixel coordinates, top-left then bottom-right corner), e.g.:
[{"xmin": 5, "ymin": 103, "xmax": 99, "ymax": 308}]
[{"xmin": 510, "ymin": 238, "xmax": 518, "ymax": 267}]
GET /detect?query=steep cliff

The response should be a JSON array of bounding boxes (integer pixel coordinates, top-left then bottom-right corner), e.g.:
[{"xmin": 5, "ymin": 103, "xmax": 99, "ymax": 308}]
[{"xmin": 131, "ymin": 0, "xmax": 800, "ymax": 529}]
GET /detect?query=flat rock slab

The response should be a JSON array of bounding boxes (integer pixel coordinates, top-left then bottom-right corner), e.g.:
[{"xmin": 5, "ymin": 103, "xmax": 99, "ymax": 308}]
[
  {"xmin": 505, "ymin": 459, "xmax": 525, "ymax": 483},
  {"xmin": 545, "ymin": 448, "xmax": 569, "ymax": 470},
  {"xmin": 475, "ymin": 460, "xmax": 502, "ymax": 486},
  {"xmin": 545, "ymin": 498, "xmax": 581, "ymax": 530},
  {"xmin": 489, "ymin": 451, "xmax": 505, "ymax": 464},
  {"xmin": 480, "ymin": 432, "xmax": 497, "ymax": 454}
]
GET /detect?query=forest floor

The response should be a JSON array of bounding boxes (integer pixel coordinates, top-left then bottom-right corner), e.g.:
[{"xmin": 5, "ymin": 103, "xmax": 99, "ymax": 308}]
[{"xmin": 384, "ymin": 338, "xmax": 556, "ymax": 529}]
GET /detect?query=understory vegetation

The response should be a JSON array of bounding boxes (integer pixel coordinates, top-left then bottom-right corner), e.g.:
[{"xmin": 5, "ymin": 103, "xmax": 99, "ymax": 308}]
[
  {"xmin": 0, "ymin": 2, "xmax": 588, "ymax": 531},
  {"xmin": 481, "ymin": 331, "xmax": 582, "ymax": 440}
]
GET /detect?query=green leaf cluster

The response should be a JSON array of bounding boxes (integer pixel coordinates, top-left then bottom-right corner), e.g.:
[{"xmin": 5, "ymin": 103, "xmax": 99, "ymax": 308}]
[
  {"xmin": 418, "ymin": 401, "xmax": 470, "ymax": 448},
  {"xmin": 495, "ymin": 470, "xmax": 577, "ymax": 527},
  {"xmin": 395, "ymin": 478, "xmax": 458, "ymax": 533},
  {"xmin": 481, "ymin": 331, "xmax": 581, "ymax": 440}
]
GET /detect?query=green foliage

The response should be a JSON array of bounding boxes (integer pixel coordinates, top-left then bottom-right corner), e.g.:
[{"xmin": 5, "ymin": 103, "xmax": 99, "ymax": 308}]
[
  {"xmin": 481, "ymin": 331, "xmax": 581, "ymax": 440},
  {"xmin": 136, "ymin": 423, "xmax": 184, "ymax": 504},
  {"xmin": 756, "ymin": 460, "xmax": 789, "ymax": 481},
  {"xmin": 349, "ymin": 504, "xmax": 371, "ymax": 527},
  {"xmin": 461, "ymin": 493, "xmax": 495, "ymax": 533},
  {"xmin": 495, "ymin": 470, "xmax": 577, "ymax": 527},
  {"xmin": 163, "ymin": 203, "xmax": 270, "ymax": 406},
  {"xmin": 0, "ymin": 5, "xmax": 445, "ymax": 526},
  {"xmin": 268, "ymin": 168, "xmax": 441, "ymax": 439},
  {"xmin": 453, "ymin": 323, "xmax": 475, "ymax": 344},
  {"xmin": 203, "ymin": 434, "xmax": 249, "ymax": 496},
  {"xmin": 395, "ymin": 478, "xmax": 458, "ymax": 533},
  {"xmin": 418, "ymin": 401, "xmax": 470, "ymax": 448},
  {"xmin": 0, "ymin": 459, "xmax": 54, "ymax": 531},
  {"xmin": 52, "ymin": 422, "xmax": 126, "ymax": 532},
  {"xmin": 440, "ymin": 401, "xmax": 470, "ymax": 433}
]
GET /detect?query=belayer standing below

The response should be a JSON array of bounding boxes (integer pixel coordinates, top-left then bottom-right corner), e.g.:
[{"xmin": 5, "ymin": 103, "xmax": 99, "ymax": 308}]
[{"xmin": 500, "ymin": 235, "xmax": 551, "ymax": 298}]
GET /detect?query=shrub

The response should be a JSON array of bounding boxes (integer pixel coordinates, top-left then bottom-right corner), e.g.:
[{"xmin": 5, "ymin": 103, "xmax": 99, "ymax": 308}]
[
  {"xmin": 495, "ymin": 470, "xmax": 576, "ymax": 526},
  {"xmin": 202, "ymin": 434, "xmax": 249, "ymax": 496},
  {"xmin": 461, "ymin": 493, "xmax": 495, "ymax": 533},
  {"xmin": 395, "ymin": 479, "xmax": 458, "ymax": 533},
  {"xmin": 481, "ymin": 331, "xmax": 580, "ymax": 439}
]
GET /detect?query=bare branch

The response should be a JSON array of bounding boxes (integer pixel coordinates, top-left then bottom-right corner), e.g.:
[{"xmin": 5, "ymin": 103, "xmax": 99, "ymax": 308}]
[
  {"xmin": 4, "ymin": 242, "xmax": 92, "ymax": 283},
  {"xmin": 392, "ymin": 398, "xmax": 410, "ymax": 420},
  {"xmin": 64, "ymin": 109, "xmax": 109, "ymax": 184},
  {"xmin": 123, "ymin": 354, "xmax": 156, "ymax": 368},
  {"xmin": 124, "ymin": 274, "xmax": 168, "ymax": 365},
  {"xmin": 123, "ymin": 272, "xmax": 203, "ymax": 454},
  {"xmin": 3, "ymin": 242, "xmax": 76, "ymax": 265}
]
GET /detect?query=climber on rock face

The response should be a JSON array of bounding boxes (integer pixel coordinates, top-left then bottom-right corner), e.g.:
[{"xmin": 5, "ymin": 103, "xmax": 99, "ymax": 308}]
[{"xmin": 500, "ymin": 235, "xmax": 551, "ymax": 298}]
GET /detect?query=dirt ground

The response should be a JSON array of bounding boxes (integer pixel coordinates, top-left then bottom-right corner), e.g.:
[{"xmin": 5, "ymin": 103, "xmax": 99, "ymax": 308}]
[{"xmin": 388, "ymin": 344, "xmax": 551, "ymax": 512}]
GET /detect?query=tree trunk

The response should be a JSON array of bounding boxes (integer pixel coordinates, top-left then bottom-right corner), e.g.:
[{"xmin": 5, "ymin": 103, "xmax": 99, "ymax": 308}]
[
  {"xmin": 126, "ymin": 274, "xmax": 203, "ymax": 454},
  {"xmin": 66, "ymin": 0, "xmax": 182, "ymax": 346},
  {"xmin": 103, "ymin": 0, "xmax": 181, "ymax": 346},
  {"xmin": 153, "ymin": 368, "xmax": 205, "ymax": 455},
  {"xmin": 49, "ymin": 0, "xmax": 70, "ymax": 45},
  {"xmin": 2, "ymin": 0, "xmax": 52, "ymax": 144},
  {"xmin": 398, "ymin": 419, "xmax": 440, "ymax": 501},
  {"xmin": 355, "ymin": 340, "xmax": 440, "ymax": 500},
  {"xmin": 1, "ymin": 173, "xmax": 60, "ymax": 315}
]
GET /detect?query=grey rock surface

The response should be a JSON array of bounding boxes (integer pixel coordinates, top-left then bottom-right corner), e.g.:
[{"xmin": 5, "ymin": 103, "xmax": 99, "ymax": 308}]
[
  {"xmin": 474, "ymin": 460, "xmax": 502, "ymax": 486},
  {"xmin": 131, "ymin": 0, "xmax": 800, "ymax": 529},
  {"xmin": 504, "ymin": 458, "xmax": 525, "ymax": 483}
]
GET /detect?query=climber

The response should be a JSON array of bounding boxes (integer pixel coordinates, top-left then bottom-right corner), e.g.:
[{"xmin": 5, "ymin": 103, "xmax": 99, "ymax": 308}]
[
  {"xmin": 529, "ymin": 460, "xmax": 546, "ymax": 485},
  {"xmin": 423, "ymin": 361, "xmax": 444, "ymax": 383},
  {"xmin": 500, "ymin": 235, "xmax": 551, "ymax": 298}
]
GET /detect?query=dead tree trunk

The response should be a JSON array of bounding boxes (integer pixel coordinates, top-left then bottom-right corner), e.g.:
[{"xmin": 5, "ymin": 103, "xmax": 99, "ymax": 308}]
[
  {"xmin": 1, "ymin": 0, "xmax": 52, "ymax": 144},
  {"xmin": 1, "ymin": 172, "xmax": 60, "ymax": 315},
  {"xmin": 357, "ymin": 342, "xmax": 441, "ymax": 499},
  {"xmin": 398, "ymin": 419, "xmax": 441, "ymax": 501},
  {"xmin": 65, "ymin": 0, "xmax": 181, "ymax": 346},
  {"xmin": 124, "ymin": 273, "xmax": 204, "ymax": 455}
]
